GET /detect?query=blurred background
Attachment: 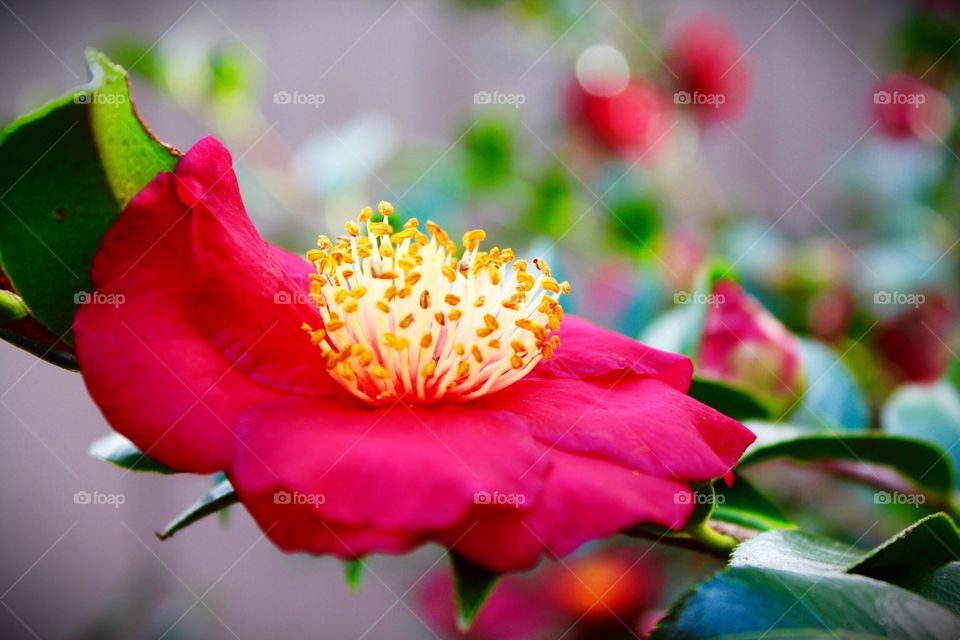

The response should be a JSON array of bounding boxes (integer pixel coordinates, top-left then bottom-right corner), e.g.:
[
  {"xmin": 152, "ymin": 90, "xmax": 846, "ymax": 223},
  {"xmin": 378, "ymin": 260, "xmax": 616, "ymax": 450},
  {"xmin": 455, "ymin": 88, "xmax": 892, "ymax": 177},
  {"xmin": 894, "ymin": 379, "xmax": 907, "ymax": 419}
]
[{"xmin": 2, "ymin": 0, "xmax": 959, "ymax": 638}]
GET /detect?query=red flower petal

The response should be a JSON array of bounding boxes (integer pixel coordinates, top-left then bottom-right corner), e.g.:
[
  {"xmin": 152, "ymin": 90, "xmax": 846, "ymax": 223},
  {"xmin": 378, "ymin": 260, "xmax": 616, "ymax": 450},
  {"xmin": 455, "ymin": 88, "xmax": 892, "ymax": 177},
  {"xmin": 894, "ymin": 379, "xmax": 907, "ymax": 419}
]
[
  {"xmin": 74, "ymin": 137, "xmax": 341, "ymax": 472},
  {"xmin": 230, "ymin": 397, "xmax": 549, "ymax": 535},
  {"xmin": 440, "ymin": 451, "xmax": 692, "ymax": 572},
  {"xmin": 491, "ymin": 376, "xmax": 753, "ymax": 481},
  {"xmin": 532, "ymin": 315, "xmax": 692, "ymax": 391}
]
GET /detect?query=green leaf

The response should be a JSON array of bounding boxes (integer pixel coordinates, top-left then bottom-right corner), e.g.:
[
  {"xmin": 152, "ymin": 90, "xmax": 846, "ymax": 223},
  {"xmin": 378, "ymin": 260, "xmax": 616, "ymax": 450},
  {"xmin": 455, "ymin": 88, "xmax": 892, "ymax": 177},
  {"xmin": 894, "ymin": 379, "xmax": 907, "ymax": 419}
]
[
  {"xmin": 157, "ymin": 479, "xmax": 237, "ymax": 541},
  {"xmin": 87, "ymin": 433, "xmax": 176, "ymax": 474},
  {"xmin": 343, "ymin": 558, "xmax": 364, "ymax": 593},
  {"xmin": 0, "ymin": 290, "xmax": 28, "ymax": 324},
  {"xmin": 788, "ymin": 338, "xmax": 869, "ymax": 431},
  {"xmin": 450, "ymin": 552, "xmax": 500, "ymax": 632},
  {"xmin": 0, "ymin": 50, "xmax": 178, "ymax": 341},
  {"xmin": 713, "ymin": 476, "xmax": 795, "ymax": 532},
  {"xmin": 882, "ymin": 381, "xmax": 960, "ymax": 489},
  {"xmin": 849, "ymin": 513, "xmax": 960, "ymax": 581},
  {"xmin": 741, "ymin": 422, "xmax": 956, "ymax": 496},
  {"xmin": 655, "ymin": 515, "xmax": 960, "ymax": 639},
  {"xmin": 688, "ymin": 377, "xmax": 774, "ymax": 421}
]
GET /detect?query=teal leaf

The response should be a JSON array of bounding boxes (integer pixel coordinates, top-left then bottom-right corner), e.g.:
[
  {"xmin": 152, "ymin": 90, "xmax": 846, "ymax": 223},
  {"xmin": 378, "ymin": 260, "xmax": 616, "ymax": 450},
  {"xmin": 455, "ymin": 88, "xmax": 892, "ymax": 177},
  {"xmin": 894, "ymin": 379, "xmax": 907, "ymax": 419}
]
[
  {"xmin": 787, "ymin": 338, "xmax": 869, "ymax": 430},
  {"xmin": 88, "ymin": 433, "xmax": 176, "ymax": 474},
  {"xmin": 882, "ymin": 381, "xmax": 960, "ymax": 489},
  {"xmin": 655, "ymin": 515, "xmax": 960, "ymax": 639}
]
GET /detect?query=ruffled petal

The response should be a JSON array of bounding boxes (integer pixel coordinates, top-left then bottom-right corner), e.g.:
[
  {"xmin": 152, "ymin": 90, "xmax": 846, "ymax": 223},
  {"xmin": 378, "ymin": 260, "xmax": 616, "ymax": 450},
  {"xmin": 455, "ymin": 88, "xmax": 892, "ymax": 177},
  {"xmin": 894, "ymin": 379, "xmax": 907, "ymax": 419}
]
[
  {"xmin": 229, "ymin": 396, "xmax": 551, "ymax": 548},
  {"xmin": 533, "ymin": 315, "xmax": 692, "ymax": 391},
  {"xmin": 74, "ymin": 171, "xmax": 274, "ymax": 471},
  {"xmin": 74, "ymin": 136, "xmax": 340, "ymax": 472},
  {"xmin": 488, "ymin": 375, "xmax": 755, "ymax": 482},
  {"xmin": 177, "ymin": 137, "xmax": 338, "ymax": 397},
  {"xmin": 441, "ymin": 450, "xmax": 693, "ymax": 572}
]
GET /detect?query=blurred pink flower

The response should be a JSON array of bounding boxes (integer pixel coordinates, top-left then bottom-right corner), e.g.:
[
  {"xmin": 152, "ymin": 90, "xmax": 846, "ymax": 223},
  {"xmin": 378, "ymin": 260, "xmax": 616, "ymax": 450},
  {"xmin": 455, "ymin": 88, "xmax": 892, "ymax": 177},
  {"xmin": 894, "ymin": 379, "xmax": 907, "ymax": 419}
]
[
  {"xmin": 697, "ymin": 280, "xmax": 803, "ymax": 404},
  {"xmin": 668, "ymin": 14, "xmax": 751, "ymax": 123},
  {"xmin": 565, "ymin": 77, "xmax": 675, "ymax": 160},
  {"xmin": 872, "ymin": 72, "xmax": 954, "ymax": 142},
  {"xmin": 876, "ymin": 292, "xmax": 955, "ymax": 383}
]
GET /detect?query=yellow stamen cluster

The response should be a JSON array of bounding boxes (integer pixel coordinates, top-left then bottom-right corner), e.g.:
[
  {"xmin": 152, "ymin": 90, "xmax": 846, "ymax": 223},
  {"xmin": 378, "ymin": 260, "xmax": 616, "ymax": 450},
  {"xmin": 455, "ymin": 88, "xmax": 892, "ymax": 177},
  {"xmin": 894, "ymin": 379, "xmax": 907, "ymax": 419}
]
[{"xmin": 301, "ymin": 201, "xmax": 570, "ymax": 406}]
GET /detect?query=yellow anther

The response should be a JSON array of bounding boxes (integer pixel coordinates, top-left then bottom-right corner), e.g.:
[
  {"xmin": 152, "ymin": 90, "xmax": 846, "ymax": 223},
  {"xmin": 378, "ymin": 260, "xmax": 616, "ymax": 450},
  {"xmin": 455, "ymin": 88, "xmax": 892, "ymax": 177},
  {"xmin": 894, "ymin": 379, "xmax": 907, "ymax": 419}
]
[
  {"xmin": 349, "ymin": 286, "xmax": 367, "ymax": 299},
  {"xmin": 378, "ymin": 200, "xmax": 394, "ymax": 216},
  {"xmin": 391, "ymin": 229, "xmax": 416, "ymax": 243},
  {"xmin": 345, "ymin": 221, "xmax": 360, "ymax": 237},
  {"xmin": 359, "ymin": 206, "xmax": 373, "ymax": 222},
  {"xmin": 399, "ymin": 313, "xmax": 415, "ymax": 329},
  {"xmin": 444, "ymin": 294, "xmax": 461, "ymax": 306},
  {"xmin": 510, "ymin": 354, "xmax": 524, "ymax": 369},
  {"xmin": 383, "ymin": 333, "xmax": 409, "ymax": 350},
  {"xmin": 368, "ymin": 221, "xmax": 392, "ymax": 236},
  {"xmin": 420, "ymin": 333, "xmax": 433, "ymax": 349},
  {"xmin": 542, "ymin": 277, "xmax": 560, "ymax": 294},
  {"xmin": 448, "ymin": 308, "xmax": 462, "ymax": 321},
  {"xmin": 462, "ymin": 229, "xmax": 486, "ymax": 252},
  {"xmin": 421, "ymin": 361, "xmax": 437, "ymax": 378},
  {"xmin": 420, "ymin": 290, "xmax": 431, "ymax": 309},
  {"xmin": 471, "ymin": 345, "xmax": 484, "ymax": 363},
  {"xmin": 454, "ymin": 343, "xmax": 465, "ymax": 356}
]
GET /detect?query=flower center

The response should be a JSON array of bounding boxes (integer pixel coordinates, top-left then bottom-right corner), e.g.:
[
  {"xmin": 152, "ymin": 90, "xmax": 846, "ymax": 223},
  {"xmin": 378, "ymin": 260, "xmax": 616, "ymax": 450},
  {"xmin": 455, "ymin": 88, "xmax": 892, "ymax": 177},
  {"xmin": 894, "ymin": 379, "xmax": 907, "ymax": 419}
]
[{"xmin": 301, "ymin": 202, "xmax": 570, "ymax": 406}]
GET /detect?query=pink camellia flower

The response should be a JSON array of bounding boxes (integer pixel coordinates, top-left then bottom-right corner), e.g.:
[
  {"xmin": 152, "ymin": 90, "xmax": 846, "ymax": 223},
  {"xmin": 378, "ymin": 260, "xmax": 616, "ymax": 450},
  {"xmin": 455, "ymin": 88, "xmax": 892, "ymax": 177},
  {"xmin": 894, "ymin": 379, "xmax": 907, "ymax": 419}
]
[
  {"xmin": 875, "ymin": 292, "xmax": 955, "ymax": 383},
  {"xmin": 698, "ymin": 280, "xmax": 803, "ymax": 405},
  {"xmin": 565, "ymin": 78, "xmax": 675, "ymax": 160},
  {"xmin": 668, "ymin": 14, "xmax": 751, "ymax": 123},
  {"xmin": 73, "ymin": 137, "xmax": 754, "ymax": 572},
  {"xmin": 872, "ymin": 72, "xmax": 954, "ymax": 142}
]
